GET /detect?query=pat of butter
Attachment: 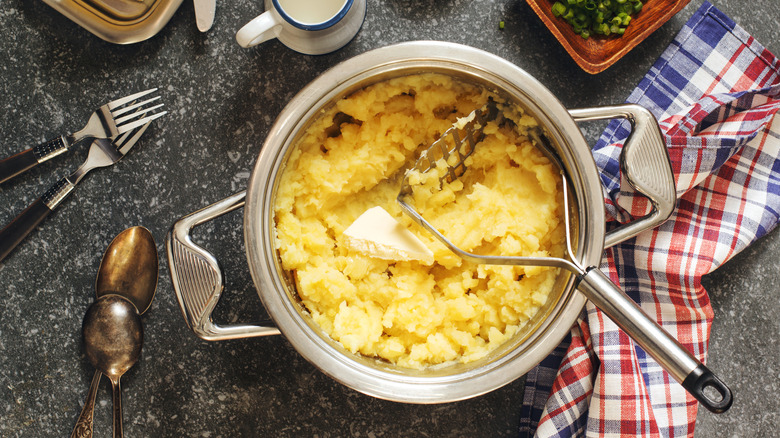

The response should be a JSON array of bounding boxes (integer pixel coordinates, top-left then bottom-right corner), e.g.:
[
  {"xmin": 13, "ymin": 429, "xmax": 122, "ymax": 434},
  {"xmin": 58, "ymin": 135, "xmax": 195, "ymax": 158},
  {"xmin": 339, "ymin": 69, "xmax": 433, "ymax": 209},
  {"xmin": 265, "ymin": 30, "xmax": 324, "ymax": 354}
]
[{"xmin": 343, "ymin": 206, "xmax": 434, "ymax": 265}]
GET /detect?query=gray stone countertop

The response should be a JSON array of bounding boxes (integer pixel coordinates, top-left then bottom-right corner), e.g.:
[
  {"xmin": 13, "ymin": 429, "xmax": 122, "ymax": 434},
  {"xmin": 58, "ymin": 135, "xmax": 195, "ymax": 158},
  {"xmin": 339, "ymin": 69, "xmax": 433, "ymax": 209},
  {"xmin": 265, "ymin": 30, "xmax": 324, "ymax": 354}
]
[{"xmin": 1, "ymin": 0, "xmax": 778, "ymax": 436}]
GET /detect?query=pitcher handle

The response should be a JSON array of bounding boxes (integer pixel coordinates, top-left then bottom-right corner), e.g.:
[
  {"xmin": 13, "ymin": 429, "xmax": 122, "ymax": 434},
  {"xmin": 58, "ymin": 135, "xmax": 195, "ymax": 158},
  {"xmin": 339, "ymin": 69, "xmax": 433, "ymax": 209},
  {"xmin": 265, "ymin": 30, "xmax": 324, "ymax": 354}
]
[
  {"xmin": 569, "ymin": 104, "xmax": 677, "ymax": 248},
  {"xmin": 236, "ymin": 11, "xmax": 284, "ymax": 48},
  {"xmin": 165, "ymin": 191, "xmax": 281, "ymax": 341}
]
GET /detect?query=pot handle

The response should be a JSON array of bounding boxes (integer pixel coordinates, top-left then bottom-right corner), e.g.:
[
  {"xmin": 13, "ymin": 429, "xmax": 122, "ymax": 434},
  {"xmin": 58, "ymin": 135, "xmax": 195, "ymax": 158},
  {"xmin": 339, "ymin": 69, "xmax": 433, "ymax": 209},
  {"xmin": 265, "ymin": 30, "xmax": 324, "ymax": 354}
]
[
  {"xmin": 569, "ymin": 104, "xmax": 677, "ymax": 248},
  {"xmin": 576, "ymin": 266, "xmax": 733, "ymax": 413},
  {"xmin": 165, "ymin": 191, "xmax": 281, "ymax": 341}
]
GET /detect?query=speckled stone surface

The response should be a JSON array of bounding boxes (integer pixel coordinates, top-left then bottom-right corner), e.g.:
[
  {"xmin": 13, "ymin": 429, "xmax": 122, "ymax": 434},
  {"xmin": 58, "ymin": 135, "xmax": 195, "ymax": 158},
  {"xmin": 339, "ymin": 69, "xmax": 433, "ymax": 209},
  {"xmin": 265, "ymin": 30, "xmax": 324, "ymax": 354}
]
[{"xmin": 0, "ymin": 1, "xmax": 778, "ymax": 437}]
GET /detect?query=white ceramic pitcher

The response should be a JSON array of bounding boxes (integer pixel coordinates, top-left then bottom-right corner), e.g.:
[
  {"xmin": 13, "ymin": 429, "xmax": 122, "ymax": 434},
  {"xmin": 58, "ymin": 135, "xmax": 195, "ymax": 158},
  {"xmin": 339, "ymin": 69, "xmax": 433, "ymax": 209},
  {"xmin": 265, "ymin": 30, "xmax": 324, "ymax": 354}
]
[{"xmin": 236, "ymin": 0, "xmax": 366, "ymax": 55}]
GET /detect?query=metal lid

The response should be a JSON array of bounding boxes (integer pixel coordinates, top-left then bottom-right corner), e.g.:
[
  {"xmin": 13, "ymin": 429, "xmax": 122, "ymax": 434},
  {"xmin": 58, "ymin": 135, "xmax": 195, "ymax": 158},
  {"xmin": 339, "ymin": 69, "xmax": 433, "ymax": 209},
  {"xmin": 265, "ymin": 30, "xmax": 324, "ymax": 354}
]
[{"xmin": 43, "ymin": 0, "xmax": 183, "ymax": 44}]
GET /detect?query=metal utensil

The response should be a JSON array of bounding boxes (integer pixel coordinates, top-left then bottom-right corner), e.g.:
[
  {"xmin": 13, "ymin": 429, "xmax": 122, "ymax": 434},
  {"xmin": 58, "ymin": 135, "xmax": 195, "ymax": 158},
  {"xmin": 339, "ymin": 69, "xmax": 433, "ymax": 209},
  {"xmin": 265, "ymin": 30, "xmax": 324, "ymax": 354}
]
[
  {"xmin": 0, "ymin": 123, "xmax": 152, "ymax": 263},
  {"xmin": 0, "ymin": 88, "xmax": 166, "ymax": 184},
  {"xmin": 194, "ymin": 0, "xmax": 216, "ymax": 32},
  {"xmin": 396, "ymin": 103, "xmax": 732, "ymax": 413},
  {"xmin": 71, "ymin": 227, "xmax": 158, "ymax": 438},
  {"xmin": 82, "ymin": 295, "xmax": 143, "ymax": 438},
  {"xmin": 96, "ymin": 226, "xmax": 159, "ymax": 314},
  {"xmin": 70, "ymin": 370, "xmax": 102, "ymax": 438}
]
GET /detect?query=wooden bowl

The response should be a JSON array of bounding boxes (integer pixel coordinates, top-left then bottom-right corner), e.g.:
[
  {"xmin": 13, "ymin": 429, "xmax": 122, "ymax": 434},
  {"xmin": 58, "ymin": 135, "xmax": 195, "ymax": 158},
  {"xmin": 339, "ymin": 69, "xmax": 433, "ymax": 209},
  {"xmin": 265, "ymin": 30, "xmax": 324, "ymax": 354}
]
[{"xmin": 527, "ymin": 0, "xmax": 691, "ymax": 74}]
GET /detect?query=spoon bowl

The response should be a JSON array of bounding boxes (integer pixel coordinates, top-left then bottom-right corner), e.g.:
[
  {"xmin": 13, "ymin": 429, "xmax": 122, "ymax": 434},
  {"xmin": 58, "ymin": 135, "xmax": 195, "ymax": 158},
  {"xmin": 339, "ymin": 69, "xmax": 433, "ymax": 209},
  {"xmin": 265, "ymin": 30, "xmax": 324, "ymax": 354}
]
[
  {"xmin": 82, "ymin": 295, "xmax": 143, "ymax": 438},
  {"xmin": 95, "ymin": 226, "xmax": 158, "ymax": 314},
  {"xmin": 83, "ymin": 295, "xmax": 143, "ymax": 375}
]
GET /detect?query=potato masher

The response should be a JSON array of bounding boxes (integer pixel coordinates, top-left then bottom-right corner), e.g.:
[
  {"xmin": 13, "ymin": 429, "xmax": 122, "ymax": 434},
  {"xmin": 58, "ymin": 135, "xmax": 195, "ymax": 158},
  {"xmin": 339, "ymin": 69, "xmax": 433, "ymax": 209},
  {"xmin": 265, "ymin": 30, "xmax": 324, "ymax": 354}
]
[{"xmin": 396, "ymin": 103, "xmax": 733, "ymax": 413}]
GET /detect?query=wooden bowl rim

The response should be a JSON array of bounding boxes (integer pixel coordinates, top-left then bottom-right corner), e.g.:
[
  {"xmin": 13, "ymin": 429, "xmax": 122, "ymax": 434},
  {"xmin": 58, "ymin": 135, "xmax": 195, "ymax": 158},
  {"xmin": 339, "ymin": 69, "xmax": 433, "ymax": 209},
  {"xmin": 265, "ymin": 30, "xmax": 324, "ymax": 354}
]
[{"xmin": 526, "ymin": 0, "xmax": 691, "ymax": 74}]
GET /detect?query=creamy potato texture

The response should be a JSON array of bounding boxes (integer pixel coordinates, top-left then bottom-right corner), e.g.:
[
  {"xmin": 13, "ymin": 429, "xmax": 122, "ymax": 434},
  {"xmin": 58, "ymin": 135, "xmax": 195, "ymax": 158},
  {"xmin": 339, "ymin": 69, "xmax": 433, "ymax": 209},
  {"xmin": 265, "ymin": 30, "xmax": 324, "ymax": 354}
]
[{"xmin": 274, "ymin": 74, "xmax": 565, "ymax": 369}]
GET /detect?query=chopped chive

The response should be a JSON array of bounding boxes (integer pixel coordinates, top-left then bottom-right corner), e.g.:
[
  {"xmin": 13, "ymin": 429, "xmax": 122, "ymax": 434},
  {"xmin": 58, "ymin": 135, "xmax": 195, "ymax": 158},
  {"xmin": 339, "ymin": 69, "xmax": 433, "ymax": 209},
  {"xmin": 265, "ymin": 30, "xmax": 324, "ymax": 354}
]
[
  {"xmin": 552, "ymin": 2, "xmax": 567, "ymax": 16},
  {"xmin": 551, "ymin": 0, "xmax": 643, "ymax": 39}
]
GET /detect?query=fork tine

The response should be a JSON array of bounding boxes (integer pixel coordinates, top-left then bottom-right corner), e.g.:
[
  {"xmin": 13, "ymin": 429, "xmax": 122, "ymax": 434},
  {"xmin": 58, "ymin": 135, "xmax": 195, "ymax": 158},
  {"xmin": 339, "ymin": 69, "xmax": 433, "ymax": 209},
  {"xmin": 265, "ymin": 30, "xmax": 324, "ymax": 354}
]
[
  {"xmin": 111, "ymin": 128, "xmax": 135, "ymax": 147},
  {"xmin": 116, "ymin": 111, "xmax": 167, "ymax": 134},
  {"xmin": 107, "ymin": 88, "xmax": 158, "ymax": 110},
  {"xmin": 111, "ymin": 96, "xmax": 162, "ymax": 118},
  {"xmin": 114, "ymin": 103, "xmax": 165, "ymax": 126},
  {"xmin": 117, "ymin": 122, "xmax": 151, "ymax": 155}
]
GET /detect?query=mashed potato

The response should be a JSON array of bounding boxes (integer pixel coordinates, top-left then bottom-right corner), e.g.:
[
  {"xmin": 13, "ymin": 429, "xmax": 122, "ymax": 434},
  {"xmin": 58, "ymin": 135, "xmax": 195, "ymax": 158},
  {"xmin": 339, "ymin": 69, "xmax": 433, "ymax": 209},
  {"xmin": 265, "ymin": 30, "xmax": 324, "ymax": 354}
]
[{"xmin": 273, "ymin": 73, "xmax": 565, "ymax": 369}]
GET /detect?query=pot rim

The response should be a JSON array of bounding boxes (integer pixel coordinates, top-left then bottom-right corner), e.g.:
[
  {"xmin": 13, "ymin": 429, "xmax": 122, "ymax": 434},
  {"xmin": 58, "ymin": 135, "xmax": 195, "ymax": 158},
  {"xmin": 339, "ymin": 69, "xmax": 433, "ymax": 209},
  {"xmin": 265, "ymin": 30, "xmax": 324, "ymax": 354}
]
[{"xmin": 244, "ymin": 41, "xmax": 605, "ymax": 403}]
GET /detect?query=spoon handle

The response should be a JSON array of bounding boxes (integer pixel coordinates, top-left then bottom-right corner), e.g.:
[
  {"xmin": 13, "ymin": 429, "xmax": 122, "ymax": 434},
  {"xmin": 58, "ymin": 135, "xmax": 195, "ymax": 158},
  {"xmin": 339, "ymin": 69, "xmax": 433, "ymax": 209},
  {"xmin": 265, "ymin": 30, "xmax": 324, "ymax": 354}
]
[
  {"xmin": 111, "ymin": 378, "xmax": 124, "ymax": 438},
  {"xmin": 71, "ymin": 370, "xmax": 102, "ymax": 438}
]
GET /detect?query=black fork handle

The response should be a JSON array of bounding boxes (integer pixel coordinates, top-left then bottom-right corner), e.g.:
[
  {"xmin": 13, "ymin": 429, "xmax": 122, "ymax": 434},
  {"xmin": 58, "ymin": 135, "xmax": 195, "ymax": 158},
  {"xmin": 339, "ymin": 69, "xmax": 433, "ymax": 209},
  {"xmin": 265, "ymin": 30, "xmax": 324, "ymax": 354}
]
[
  {"xmin": 0, "ymin": 136, "xmax": 70, "ymax": 184},
  {"xmin": 0, "ymin": 198, "xmax": 52, "ymax": 262},
  {"xmin": 0, "ymin": 149, "xmax": 38, "ymax": 184},
  {"xmin": 0, "ymin": 177, "xmax": 73, "ymax": 263}
]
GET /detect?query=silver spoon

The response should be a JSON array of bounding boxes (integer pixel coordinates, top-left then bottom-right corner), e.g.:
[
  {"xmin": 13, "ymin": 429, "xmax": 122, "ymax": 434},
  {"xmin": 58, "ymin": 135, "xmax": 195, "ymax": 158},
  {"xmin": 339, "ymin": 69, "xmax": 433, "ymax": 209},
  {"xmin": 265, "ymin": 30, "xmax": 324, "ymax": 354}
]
[
  {"xmin": 82, "ymin": 295, "xmax": 143, "ymax": 438},
  {"xmin": 71, "ymin": 227, "xmax": 157, "ymax": 438},
  {"xmin": 95, "ymin": 226, "xmax": 158, "ymax": 313}
]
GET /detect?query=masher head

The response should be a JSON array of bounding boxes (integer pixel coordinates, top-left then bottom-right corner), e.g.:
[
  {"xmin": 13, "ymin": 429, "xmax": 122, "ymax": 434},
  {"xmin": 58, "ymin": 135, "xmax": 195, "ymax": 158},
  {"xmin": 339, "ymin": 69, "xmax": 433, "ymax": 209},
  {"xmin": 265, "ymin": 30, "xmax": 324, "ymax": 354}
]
[
  {"xmin": 399, "ymin": 100, "xmax": 499, "ymax": 199},
  {"xmin": 397, "ymin": 101, "xmax": 577, "ymax": 271}
]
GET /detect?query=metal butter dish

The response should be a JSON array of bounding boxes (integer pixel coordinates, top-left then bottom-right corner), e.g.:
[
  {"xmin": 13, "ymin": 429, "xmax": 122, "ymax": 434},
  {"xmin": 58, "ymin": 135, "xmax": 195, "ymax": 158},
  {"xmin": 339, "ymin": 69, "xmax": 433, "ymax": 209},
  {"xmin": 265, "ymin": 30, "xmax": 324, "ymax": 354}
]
[{"xmin": 44, "ymin": 0, "xmax": 183, "ymax": 44}]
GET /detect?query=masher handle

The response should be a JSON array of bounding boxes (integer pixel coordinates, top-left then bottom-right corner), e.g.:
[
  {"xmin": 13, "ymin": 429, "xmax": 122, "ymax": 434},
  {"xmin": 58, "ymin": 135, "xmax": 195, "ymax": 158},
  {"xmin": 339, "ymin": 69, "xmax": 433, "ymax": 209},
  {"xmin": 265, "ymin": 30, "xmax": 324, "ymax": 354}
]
[{"xmin": 576, "ymin": 266, "xmax": 732, "ymax": 413}]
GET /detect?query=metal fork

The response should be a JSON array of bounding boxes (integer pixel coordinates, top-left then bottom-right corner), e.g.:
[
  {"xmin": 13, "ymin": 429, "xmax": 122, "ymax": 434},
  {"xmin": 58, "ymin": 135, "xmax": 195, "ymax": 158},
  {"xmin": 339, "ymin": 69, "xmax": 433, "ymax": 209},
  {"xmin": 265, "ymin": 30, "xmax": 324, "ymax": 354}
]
[
  {"xmin": 0, "ymin": 123, "xmax": 151, "ymax": 263},
  {"xmin": 0, "ymin": 88, "xmax": 166, "ymax": 184}
]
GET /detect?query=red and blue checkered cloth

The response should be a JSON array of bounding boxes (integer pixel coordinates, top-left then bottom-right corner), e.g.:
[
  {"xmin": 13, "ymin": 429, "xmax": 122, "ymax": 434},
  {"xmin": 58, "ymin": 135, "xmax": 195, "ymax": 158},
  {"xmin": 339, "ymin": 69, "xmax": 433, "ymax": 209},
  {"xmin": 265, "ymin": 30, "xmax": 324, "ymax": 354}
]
[{"xmin": 519, "ymin": 2, "xmax": 780, "ymax": 437}]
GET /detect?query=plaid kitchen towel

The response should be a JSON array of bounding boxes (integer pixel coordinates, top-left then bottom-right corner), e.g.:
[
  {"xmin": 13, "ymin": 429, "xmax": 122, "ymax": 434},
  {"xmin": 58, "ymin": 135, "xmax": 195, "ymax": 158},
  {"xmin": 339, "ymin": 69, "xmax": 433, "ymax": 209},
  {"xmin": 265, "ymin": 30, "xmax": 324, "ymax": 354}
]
[{"xmin": 519, "ymin": 2, "xmax": 780, "ymax": 437}]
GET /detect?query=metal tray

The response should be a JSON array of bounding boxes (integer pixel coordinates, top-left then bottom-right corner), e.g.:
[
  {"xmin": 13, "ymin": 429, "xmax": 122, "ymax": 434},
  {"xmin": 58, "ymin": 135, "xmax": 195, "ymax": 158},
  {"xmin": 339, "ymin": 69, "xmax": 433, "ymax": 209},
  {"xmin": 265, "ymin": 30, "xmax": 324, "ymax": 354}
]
[{"xmin": 44, "ymin": 0, "xmax": 183, "ymax": 44}]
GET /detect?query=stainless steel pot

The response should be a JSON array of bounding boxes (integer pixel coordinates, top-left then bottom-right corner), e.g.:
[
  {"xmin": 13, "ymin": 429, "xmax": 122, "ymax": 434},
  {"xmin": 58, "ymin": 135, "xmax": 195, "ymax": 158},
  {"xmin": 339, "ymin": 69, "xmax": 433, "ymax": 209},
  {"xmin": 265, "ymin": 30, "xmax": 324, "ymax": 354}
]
[{"xmin": 166, "ymin": 41, "xmax": 731, "ymax": 412}]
